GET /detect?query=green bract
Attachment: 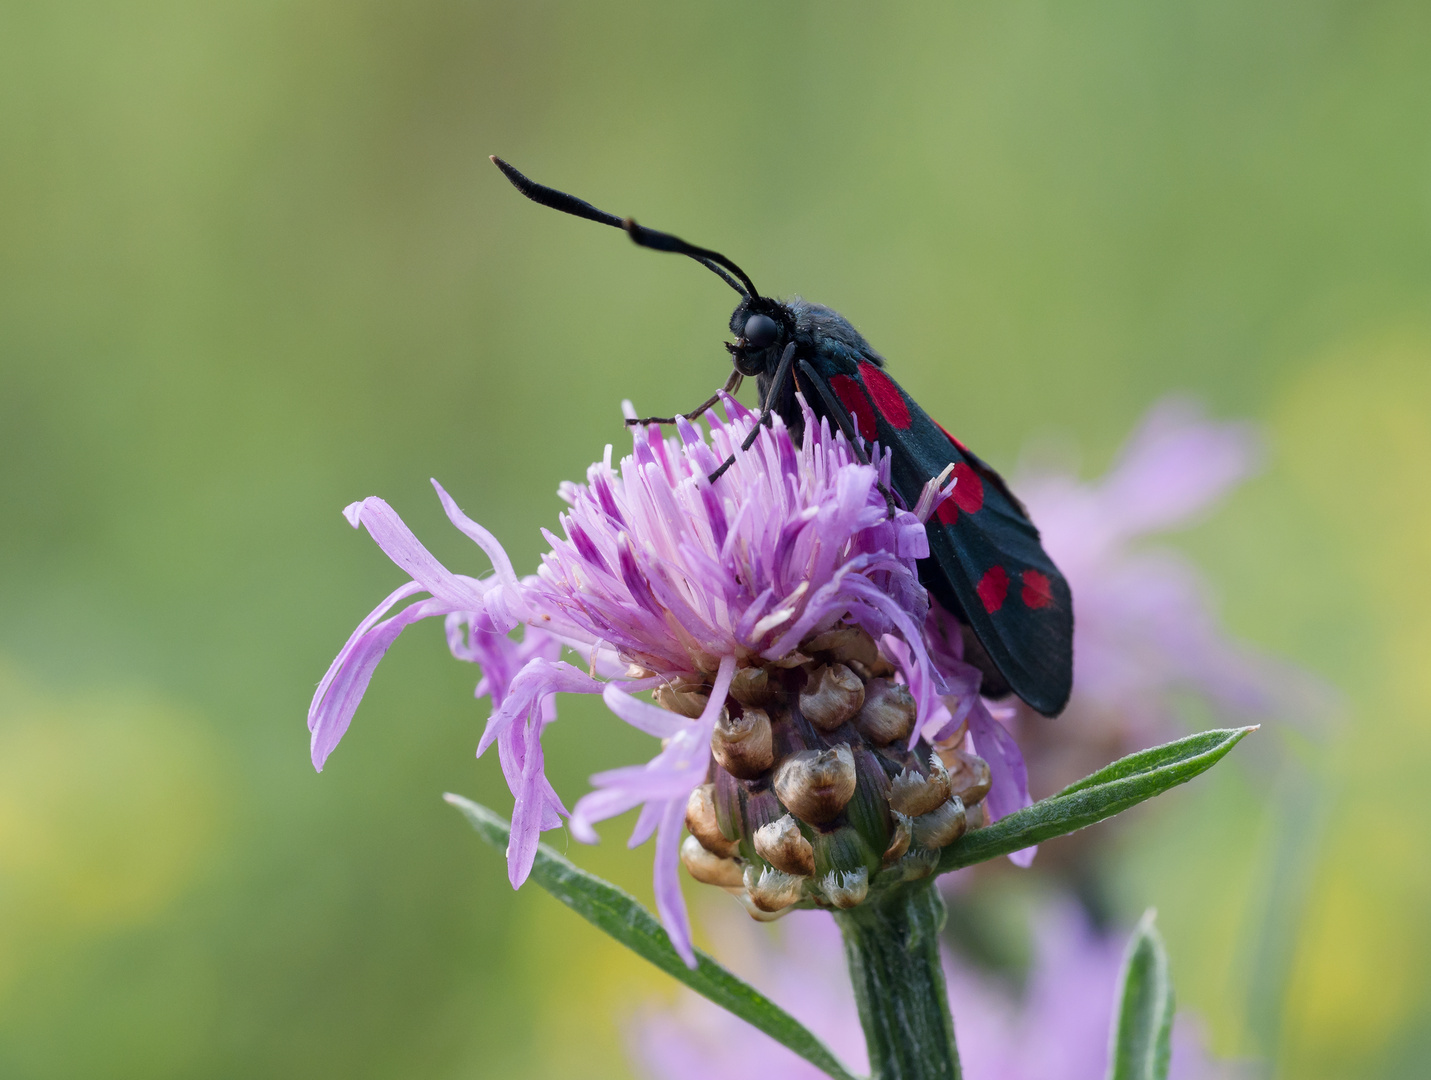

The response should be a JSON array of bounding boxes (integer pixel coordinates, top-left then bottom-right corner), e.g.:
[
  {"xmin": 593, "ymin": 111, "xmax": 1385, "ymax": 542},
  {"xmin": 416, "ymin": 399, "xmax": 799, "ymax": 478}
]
[{"xmin": 1107, "ymin": 910, "xmax": 1176, "ymax": 1080}]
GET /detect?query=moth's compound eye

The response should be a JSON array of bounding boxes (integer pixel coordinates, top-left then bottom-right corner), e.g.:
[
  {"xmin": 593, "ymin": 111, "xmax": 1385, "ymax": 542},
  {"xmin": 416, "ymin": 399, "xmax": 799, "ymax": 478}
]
[{"xmin": 743, "ymin": 313, "xmax": 779, "ymax": 350}]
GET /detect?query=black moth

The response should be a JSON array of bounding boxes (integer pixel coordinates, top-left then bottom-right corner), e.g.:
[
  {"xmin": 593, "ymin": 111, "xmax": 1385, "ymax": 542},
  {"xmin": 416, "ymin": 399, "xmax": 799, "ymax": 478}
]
[{"xmin": 492, "ymin": 157, "xmax": 1073, "ymax": 717}]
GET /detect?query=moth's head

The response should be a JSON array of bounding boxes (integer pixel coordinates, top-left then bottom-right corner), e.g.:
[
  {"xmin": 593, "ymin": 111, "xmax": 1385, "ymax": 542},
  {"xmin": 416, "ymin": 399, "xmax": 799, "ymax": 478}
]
[{"xmin": 727, "ymin": 297, "xmax": 795, "ymax": 378}]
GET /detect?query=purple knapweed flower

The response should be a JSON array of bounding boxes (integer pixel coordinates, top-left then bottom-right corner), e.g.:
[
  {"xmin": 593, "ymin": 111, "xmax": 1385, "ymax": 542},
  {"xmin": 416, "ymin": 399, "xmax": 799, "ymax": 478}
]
[
  {"xmin": 1005, "ymin": 397, "xmax": 1328, "ymax": 794},
  {"xmin": 309, "ymin": 396, "xmax": 1036, "ymax": 963},
  {"xmin": 1019, "ymin": 398, "xmax": 1283, "ymax": 730},
  {"xmin": 629, "ymin": 900, "xmax": 1243, "ymax": 1080}
]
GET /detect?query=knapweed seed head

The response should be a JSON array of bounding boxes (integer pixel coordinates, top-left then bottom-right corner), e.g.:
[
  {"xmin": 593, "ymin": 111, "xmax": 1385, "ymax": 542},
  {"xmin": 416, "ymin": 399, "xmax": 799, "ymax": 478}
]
[{"xmin": 684, "ymin": 624, "xmax": 992, "ymax": 918}]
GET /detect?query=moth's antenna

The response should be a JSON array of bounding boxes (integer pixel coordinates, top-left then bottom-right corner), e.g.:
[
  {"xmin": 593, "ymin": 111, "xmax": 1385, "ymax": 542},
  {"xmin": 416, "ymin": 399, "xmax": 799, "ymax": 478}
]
[
  {"xmin": 491, "ymin": 156, "xmax": 756, "ymax": 299},
  {"xmin": 620, "ymin": 219, "xmax": 758, "ymax": 300},
  {"xmin": 491, "ymin": 156, "xmax": 622, "ymax": 228}
]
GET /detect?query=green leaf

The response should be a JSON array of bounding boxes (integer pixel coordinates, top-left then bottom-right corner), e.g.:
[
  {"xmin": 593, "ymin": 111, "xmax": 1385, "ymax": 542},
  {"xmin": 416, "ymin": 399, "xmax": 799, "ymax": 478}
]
[
  {"xmin": 937, "ymin": 727, "xmax": 1254, "ymax": 874},
  {"xmin": 1107, "ymin": 909, "xmax": 1175, "ymax": 1080},
  {"xmin": 445, "ymin": 794, "xmax": 863, "ymax": 1080}
]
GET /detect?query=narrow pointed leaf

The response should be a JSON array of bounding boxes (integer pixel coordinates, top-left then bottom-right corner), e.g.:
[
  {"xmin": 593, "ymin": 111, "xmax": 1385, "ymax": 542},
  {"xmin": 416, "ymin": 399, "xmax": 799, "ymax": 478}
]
[
  {"xmin": 445, "ymin": 794, "xmax": 862, "ymax": 1080},
  {"xmin": 937, "ymin": 727, "xmax": 1254, "ymax": 874},
  {"xmin": 1107, "ymin": 909, "xmax": 1175, "ymax": 1080}
]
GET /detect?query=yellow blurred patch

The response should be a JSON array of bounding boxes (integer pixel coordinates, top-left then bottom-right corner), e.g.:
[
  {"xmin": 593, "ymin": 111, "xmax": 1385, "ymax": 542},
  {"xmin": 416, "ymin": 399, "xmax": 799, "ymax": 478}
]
[
  {"xmin": 0, "ymin": 660, "xmax": 227, "ymax": 997},
  {"xmin": 1274, "ymin": 333, "xmax": 1431, "ymax": 628},
  {"xmin": 1282, "ymin": 861, "xmax": 1428, "ymax": 1064},
  {"xmin": 1271, "ymin": 333, "xmax": 1431, "ymax": 1073},
  {"xmin": 1273, "ymin": 331, "xmax": 1431, "ymax": 743}
]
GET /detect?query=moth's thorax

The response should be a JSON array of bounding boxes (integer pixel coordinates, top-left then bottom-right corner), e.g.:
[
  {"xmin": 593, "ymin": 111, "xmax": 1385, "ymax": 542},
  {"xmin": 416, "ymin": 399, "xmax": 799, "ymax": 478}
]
[
  {"xmin": 729, "ymin": 297, "xmax": 883, "ymax": 367},
  {"xmin": 785, "ymin": 298, "xmax": 884, "ymax": 367}
]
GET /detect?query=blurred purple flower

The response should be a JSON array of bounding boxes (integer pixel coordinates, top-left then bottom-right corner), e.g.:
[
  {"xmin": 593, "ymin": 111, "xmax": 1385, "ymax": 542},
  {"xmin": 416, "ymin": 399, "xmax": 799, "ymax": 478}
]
[
  {"xmin": 308, "ymin": 396, "xmax": 1010, "ymax": 964},
  {"xmin": 630, "ymin": 902, "xmax": 1241, "ymax": 1080},
  {"xmin": 1018, "ymin": 397, "xmax": 1291, "ymax": 731},
  {"xmin": 999, "ymin": 398, "xmax": 1330, "ymax": 804}
]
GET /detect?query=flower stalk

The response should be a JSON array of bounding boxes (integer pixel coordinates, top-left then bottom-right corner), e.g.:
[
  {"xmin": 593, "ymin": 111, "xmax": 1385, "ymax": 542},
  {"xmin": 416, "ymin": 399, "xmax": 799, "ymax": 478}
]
[{"xmin": 835, "ymin": 878, "xmax": 961, "ymax": 1080}]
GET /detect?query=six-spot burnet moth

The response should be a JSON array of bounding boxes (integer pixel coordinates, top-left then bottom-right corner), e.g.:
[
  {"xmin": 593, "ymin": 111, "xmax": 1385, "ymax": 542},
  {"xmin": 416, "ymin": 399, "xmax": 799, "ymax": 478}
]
[{"xmin": 491, "ymin": 157, "xmax": 1073, "ymax": 717}]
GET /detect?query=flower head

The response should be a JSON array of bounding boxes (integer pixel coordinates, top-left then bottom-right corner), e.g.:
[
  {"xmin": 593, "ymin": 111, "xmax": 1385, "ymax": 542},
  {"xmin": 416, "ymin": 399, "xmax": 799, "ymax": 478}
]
[{"xmin": 309, "ymin": 395, "xmax": 1031, "ymax": 963}]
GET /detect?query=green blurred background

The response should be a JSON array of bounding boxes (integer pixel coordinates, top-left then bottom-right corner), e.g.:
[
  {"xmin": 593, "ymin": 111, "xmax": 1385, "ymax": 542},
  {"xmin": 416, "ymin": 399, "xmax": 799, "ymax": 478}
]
[{"xmin": 3, "ymin": 1, "xmax": 1429, "ymax": 1076}]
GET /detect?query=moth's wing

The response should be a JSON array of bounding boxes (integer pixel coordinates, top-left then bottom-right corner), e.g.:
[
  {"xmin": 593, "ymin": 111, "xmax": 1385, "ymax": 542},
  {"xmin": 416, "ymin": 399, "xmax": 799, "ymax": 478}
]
[
  {"xmin": 818, "ymin": 355, "xmax": 1074, "ymax": 716},
  {"xmin": 914, "ymin": 435, "xmax": 1073, "ymax": 717}
]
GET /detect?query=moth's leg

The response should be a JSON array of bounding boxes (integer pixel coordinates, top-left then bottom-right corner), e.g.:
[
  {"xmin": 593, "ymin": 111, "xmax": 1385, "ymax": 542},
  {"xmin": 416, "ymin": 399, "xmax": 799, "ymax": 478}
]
[
  {"xmin": 625, "ymin": 370, "xmax": 743, "ymax": 426},
  {"xmin": 739, "ymin": 343, "xmax": 797, "ymax": 450},
  {"xmin": 707, "ymin": 343, "xmax": 796, "ymax": 483},
  {"xmin": 798, "ymin": 359, "xmax": 899, "ymax": 519}
]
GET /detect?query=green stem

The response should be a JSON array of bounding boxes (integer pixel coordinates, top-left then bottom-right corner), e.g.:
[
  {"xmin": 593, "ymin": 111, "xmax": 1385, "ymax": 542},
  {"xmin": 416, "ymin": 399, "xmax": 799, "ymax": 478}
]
[{"xmin": 833, "ymin": 878, "xmax": 961, "ymax": 1080}]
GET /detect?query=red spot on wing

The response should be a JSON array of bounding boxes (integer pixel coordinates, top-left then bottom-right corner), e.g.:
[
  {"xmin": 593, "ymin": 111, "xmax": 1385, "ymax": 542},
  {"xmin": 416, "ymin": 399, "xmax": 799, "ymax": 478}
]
[
  {"xmin": 977, "ymin": 566, "xmax": 1009, "ymax": 613},
  {"xmin": 935, "ymin": 462, "xmax": 984, "ymax": 524},
  {"xmin": 857, "ymin": 362, "xmax": 911, "ymax": 429},
  {"xmin": 829, "ymin": 374, "xmax": 879, "ymax": 441},
  {"xmin": 1021, "ymin": 570, "xmax": 1053, "ymax": 609},
  {"xmin": 951, "ymin": 463, "xmax": 983, "ymax": 514}
]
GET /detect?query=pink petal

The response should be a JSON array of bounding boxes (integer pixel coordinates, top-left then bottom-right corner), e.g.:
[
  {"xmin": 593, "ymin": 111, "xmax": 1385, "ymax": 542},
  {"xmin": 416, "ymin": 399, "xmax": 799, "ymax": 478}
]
[
  {"xmin": 309, "ymin": 596, "xmax": 455, "ymax": 770},
  {"xmin": 476, "ymin": 659, "xmax": 604, "ymax": 757},
  {"xmin": 653, "ymin": 796, "xmax": 697, "ymax": 968},
  {"xmin": 346, "ymin": 496, "xmax": 487, "ymax": 609},
  {"xmin": 603, "ymin": 683, "xmax": 689, "ymax": 739}
]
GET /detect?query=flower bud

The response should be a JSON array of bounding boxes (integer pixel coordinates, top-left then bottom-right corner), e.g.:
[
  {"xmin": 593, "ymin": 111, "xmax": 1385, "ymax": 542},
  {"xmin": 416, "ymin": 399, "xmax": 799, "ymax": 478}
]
[
  {"xmin": 774, "ymin": 745, "xmax": 857, "ymax": 824},
  {"xmin": 744, "ymin": 864, "xmax": 806, "ymax": 912},
  {"xmin": 680, "ymin": 834, "xmax": 745, "ymax": 887},
  {"xmin": 731, "ymin": 890, "xmax": 794, "ymax": 922},
  {"xmin": 654, "ymin": 680, "xmax": 709, "ymax": 719},
  {"xmin": 881, "ymin": 812, "xmax": 912, "ymax": 864},
  {"xmin": 939, "ymin": 747, "xmax": 992, "ymax": 806},
  {"xmin": 887, "ymin": 756, "xmax": 953, "ymax": 817},
  {"xmin": 803, "ymin": 626, "xmax": 896, "ymax": 678},
  {"xmin": 911, "ymin": 796, "xmax": 967, "ymax": 849},
  {"xmin": 820, "ymin": 867, "xmax": 869, "ymax": 909},
  {"xmin": 729, "ymin": 665, "xmax": 780, "ymax": 707},
  {"xmin": 807, "ymin": 822, "xmax": 879, "ymax": 881},
  {"xmin": 800, "ymin": 664, "xmax": 865, "ymax": 730},
  {"xmin": 711, "ymin": 707, "xmax": 775, "ymax": 779},
  {"xmin": 853, "ymin": 678, "xmax": 917, "ymax": 745},
  {"xmin": 753, "ymin": 814, "xmax": 816, "ymax": 876},
  {"xmin": 884, "ymin": 847, "xmax": 938, "ymax": 883},
  {"xmin": 685, "ymin": 783, "xmax": 738, "ymax": 858},
  {"xmin": 804, "ymin": 626, "xmax": 875, "ymax": 667}
]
